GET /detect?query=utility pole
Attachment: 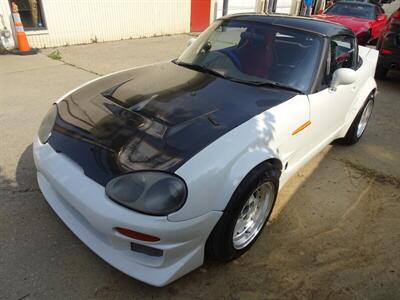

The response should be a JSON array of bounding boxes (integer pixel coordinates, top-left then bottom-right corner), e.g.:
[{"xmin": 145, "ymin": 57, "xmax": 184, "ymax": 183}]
[
  {"xmin": 267, "ymin": 0, "xmax": 277, "ymax": 13},
  {"xmin": 222, "ymin": 0, "xmax": 229, "ymax": 16}
]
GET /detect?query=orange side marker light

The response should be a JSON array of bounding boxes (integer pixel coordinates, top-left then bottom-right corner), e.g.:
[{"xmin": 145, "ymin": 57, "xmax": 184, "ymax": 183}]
[{"xmin": 292, "ymin": 120, "xmax": 311, "ymax": 135}]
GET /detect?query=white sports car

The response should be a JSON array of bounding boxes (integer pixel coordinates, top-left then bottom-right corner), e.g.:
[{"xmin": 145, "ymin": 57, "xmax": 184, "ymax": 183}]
[{"xmin": 34, "ymin": 14, "xmax": 378, "ymax": 286}]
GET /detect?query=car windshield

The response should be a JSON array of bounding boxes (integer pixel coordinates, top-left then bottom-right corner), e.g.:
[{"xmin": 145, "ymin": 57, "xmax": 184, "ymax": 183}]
[
  {"xmin": 176, "ymin": 20, "xmax": 323, "ymax": 93},
  {"xmin": 326, "ymin": 3, "xmax": 376, "ymax": 19}
]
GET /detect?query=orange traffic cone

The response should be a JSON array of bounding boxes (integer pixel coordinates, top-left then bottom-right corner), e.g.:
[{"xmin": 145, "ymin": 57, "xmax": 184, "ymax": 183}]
[{"xmin": 11, "ymin": 2, "xmax": 37, "ymax": 55}]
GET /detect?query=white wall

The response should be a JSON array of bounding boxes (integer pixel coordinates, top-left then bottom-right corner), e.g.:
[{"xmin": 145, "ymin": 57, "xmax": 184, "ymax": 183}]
[
  {"xmin": 1, "ymin": 0, "xmax": 191, "ymax": 48},
  {"xmin": 0, "ymin": 0, "xmax": 15, "ymax": 49},
  {"xmin": 275, "ymin": 0, "xmax": 292, "ymax": 13},
  {"xmin": 0, "ymin": 0, "xmax": 12, "ymax": 31},
  {"xmin": 216, "ymin": 0, "xmax": 257, "ymax": 18},
  {"xmin": 215, "ymin": 0, "xmax": 293, "ymax": 18}
]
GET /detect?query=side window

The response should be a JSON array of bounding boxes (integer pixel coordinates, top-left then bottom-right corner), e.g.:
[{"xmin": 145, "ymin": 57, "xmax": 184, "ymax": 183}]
[{"xmin": 326, "ymin": 35, "xmax": 356, "ymax": 80}]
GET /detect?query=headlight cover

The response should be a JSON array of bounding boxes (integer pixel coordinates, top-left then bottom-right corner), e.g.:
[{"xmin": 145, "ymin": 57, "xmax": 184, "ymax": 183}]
[
  {"xmin": 38, "ymin": 105, "xmax": 57, "ymax": 144},
  {"xmin": 105, "ymin": 171, "xmax": 187, "ymax": 216}
]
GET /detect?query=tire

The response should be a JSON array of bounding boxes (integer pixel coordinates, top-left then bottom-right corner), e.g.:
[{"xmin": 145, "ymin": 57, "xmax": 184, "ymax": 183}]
[
  {"xmin": 206, "ymin": 162, "xmax": 280, "ymax": 262},
  {"xmin": 340, "ymin": 95, "xmax": 374, "ymax": 145},
  {"xmin": 375, "ymin": 64, "xmax": 388, "ymax": 79}
]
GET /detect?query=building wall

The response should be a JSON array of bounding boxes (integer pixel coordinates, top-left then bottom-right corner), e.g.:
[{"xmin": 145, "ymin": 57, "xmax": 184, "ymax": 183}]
[
  {"xmin": 1, "ymin": 0, "xmax": 191, "ymax": 48},
  {"xmin": 0, "ymin": 0, "xmax": 12, "ymax": 31},
  {"xmin": 215, "ymin": 0, "xmax": 294, "ymax": 17},
  {"xmin": 216, "ymin": 0, "xmax": 257, "ymax": 18},
  {"xmin": 275, "ymin": 0, "xmax": 292, "ymax": 13}
]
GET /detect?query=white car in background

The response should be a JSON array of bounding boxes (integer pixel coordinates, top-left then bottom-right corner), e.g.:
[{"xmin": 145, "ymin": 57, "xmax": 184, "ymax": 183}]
[{"xmin": 34, "ymin": 14, "xmax": 378, "ymax": 286}]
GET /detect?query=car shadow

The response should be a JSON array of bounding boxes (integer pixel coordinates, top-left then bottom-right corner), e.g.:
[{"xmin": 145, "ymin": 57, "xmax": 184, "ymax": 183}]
[{"xmin": 15, "ymin": 144, "xmax": 38, "ymax": 192}]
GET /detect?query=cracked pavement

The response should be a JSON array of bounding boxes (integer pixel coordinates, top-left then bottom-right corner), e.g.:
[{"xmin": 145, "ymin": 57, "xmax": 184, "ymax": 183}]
[{"xmin": 1, "ymin": 24, "xmax": 400, "ymax": 299}]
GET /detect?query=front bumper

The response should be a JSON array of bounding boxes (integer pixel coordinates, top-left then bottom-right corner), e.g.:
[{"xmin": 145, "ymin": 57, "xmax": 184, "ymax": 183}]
[{"xmin": 33, "ymin": 137, "xmax": 221, "ymax": 286}]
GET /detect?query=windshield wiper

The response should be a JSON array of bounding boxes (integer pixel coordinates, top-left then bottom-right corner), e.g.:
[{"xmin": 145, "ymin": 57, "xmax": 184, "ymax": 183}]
[
  {"xmin": 174, "ymin": 60, "xmax": 303, "ymax": 94},
  {"xmin": 174, "ymin": 61, "xmax": 229, "ymax": 79},
  {"xmin": 245, "ymin": 80, "xmax": 304, "ymax": 94}
]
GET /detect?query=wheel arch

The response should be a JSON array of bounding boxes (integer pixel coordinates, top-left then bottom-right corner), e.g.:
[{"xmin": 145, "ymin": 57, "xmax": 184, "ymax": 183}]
[
  {"xmin": 340, "ymin": 78, "xmax": 377, "ymax": 137},
  {"xmin": 265, "ymin": 157, "xmax": 283, "ymax": 172},
  {"xmin": 171, "ymin": 109, "xmax": 286, "ymax": 222},
  {"xmin": 170, "ymin": 145, "xmax": 283, "ymax": 222}
]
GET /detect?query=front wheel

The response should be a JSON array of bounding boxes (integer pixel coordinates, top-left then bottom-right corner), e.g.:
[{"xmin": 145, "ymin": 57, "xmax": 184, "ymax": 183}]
[
  {"xmin": 206, "ymin": 163, "xmax": 279, "ymax": 262},
  {"xmin": 341, "ymin": 96, "xmax": 374, "ymax": 145}
]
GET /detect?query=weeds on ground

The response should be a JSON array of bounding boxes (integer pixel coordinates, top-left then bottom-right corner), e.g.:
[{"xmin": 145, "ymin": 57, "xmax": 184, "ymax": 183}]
[{"xmin": 47, "ymin": 49, "xmax": 62, "ymax": 60}]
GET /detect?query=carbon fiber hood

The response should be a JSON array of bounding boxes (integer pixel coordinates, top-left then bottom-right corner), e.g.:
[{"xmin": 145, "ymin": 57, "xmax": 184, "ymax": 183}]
[{"xmin": 49, "ymin": 62, "xmax": 294, "ymax": 185}]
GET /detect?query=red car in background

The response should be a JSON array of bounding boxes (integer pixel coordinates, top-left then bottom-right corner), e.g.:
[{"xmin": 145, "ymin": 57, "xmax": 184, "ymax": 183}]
[{"xmin": 314, "ymin": 2, "xmax": 388, "ymax": 45}]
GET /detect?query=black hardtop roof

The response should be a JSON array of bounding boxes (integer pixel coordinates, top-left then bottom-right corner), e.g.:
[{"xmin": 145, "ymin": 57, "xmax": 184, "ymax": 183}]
[{"xmin": 220, "ymin": 13, "xmax": 355, "ymax": 38}]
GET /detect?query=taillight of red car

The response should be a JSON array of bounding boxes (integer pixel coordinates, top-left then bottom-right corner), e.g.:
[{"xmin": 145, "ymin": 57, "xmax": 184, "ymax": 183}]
[{"xmin": 381, "ymin": 49, "xmax": 393, "ymax": 55}]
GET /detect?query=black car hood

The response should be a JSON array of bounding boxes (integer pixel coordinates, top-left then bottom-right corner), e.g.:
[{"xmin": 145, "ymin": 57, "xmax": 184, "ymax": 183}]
[{"xmin": 49, "ymin": 62, "xmax": 295, "ymax": 186}]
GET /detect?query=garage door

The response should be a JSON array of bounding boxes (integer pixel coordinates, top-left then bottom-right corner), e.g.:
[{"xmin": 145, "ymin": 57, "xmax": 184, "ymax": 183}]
[{"xmin": 191, "ymin": 0, "xmax": 211, "ymax": 32}]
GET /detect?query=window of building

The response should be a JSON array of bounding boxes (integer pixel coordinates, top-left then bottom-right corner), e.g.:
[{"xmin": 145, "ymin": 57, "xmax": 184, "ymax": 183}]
[{"xmin": 9, "ymin": 0, "xmax": 46, "ymax": 30}]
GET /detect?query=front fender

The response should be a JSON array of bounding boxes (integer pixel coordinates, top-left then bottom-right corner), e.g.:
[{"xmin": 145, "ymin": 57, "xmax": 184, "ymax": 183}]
[
  {"xmin": 340, "ymin": 47, "xmax": 378, "ymax": 136},
  {"xmin": 169, "ymin": 112, "xmax": 280, "ymax": 222}
]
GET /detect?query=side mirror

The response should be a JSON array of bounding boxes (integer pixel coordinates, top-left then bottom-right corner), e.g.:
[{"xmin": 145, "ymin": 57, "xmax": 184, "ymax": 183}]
[
  {"xmin": 330, "ymin": 68, "xmax": 356, "ymax": 90},
  {"xmin": 187, "ymin": 37, "xmax": 196, "ymax": 47},
  {"xmin": 376, "ymin": 15, "xmax": 385, "ymax": 22}
]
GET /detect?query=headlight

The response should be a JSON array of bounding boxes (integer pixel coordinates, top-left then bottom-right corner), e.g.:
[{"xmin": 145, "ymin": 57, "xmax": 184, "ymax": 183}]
[
  {"xmin": 38, "ymin": 105, "xmax": 57, "ymax": 144},
  {"xmin": 105, "ymin": 171, "xmax": 187, "ymax": 216}
]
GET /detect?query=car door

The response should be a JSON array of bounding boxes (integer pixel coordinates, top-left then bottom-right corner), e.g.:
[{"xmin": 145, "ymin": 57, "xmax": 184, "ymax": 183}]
[{"xmin": 306, "ymin": 35, "xmax": 358, "ymax": 151}]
